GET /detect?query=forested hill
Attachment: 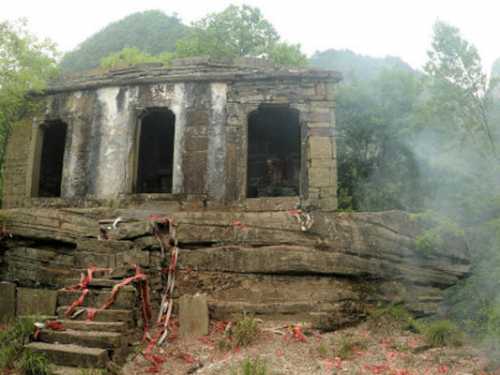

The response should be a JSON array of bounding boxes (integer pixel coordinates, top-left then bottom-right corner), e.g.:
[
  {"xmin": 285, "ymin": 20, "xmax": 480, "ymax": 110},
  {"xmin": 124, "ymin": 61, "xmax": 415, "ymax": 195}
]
[
  {"xmin": 60, "ymin": 10, "xmax": 188, "ymax": 73},
  {"xmin": 310, "ymin": 49, "xmax": 415, "ymax": 82}
]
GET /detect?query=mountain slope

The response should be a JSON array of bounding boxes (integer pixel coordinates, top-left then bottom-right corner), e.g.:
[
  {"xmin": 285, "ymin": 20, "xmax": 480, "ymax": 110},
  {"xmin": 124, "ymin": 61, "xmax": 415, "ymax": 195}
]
[
  {"xmin": 310, "ymin": 49, "xmax": 414, "ymax": 82},
  {"xmin": 60, "ymin": 10, "xmax": 188, "ymax": 73}
]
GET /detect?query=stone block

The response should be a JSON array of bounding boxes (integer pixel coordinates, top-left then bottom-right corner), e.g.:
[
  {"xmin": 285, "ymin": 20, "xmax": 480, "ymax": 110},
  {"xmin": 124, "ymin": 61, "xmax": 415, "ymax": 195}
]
[
  {"xmin": 308, "ymin": 136, "xmax": 334, "ymax": 159},
  {"xmin": 179, "ymin": 293, "xmax": 209, "ymax": 338},
  {"xmin": 0, "ymin": 282, "xmax": 16, "ymax": 323},
  {"xmin": 16, "ymin": 288, "xmax": 57, "ymax": 316}
]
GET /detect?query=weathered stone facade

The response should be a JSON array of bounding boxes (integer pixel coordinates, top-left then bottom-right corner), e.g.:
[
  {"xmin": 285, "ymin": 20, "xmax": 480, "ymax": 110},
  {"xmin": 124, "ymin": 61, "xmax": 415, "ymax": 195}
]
[{"xmin": 2, "ymin": 57, "xmax": 340, "ymax": 210}]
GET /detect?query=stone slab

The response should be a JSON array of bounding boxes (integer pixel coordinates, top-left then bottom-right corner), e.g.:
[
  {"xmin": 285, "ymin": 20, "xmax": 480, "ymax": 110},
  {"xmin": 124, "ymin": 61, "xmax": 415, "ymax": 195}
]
[
  {"xmin": 179, "ymin": 293, "xmax": 209, "ymax": 338},
  {"xmin": 0, "ymin": 282, "xmax": 16, "ymax": 323},
  {"xmin": 16, "ymin": 288, "xmax": 57, "ymax": 316}
]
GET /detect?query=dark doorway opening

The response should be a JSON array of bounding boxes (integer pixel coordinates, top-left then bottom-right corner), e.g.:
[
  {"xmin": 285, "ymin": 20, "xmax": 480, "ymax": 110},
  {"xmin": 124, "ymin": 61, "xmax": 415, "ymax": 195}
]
[
  {"xmin": 247, "ymin": 106, "xmax": 301, "ymax": 198},
  {"xmin": 136, "ymin": 109, "xmax": 176, "ymax": 193},
  {"xmin": 38, "ymin": 120, "xmax": 67, "ymax": 197}
]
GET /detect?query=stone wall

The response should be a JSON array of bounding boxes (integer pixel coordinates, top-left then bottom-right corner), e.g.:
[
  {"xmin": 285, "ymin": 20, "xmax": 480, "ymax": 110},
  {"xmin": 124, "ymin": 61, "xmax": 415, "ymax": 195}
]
[
  {"xmin": 0, "ymin": 207, "xmax": 470, "ymax": 325},
  {"xmin": 2, "ymin": 60, "xmax": 340, "ymax": 210}
]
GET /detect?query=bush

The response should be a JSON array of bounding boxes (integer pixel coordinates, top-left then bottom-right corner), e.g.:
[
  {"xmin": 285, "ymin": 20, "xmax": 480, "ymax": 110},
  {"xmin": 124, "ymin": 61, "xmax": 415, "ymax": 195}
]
[
  {"xmin": 421, "ymin": 320, "xmax": 464, "ymax": 347},
  {"xmin": 231, "ymin": 315, "xmax": 259, "ymax": 347},
  {"xmin": 18, "ymin": 350, "xmax": 52, "ymax": 375},
  {"xmin": 231, "ymin": 357, "xmax": 267, "ymax": 375}
]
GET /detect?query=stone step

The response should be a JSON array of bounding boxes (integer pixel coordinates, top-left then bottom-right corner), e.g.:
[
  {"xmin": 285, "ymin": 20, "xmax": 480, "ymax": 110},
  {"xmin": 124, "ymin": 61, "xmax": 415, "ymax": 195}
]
[
  {"xmin": 74, "ymin": 267, "xmax": 134, "ymax": 279},
  {"xmin": 25, "ymin": 342, "xmax": 108, "ymax": 368},
  {"xmin": 58, "ymin": 288, "xmax": 136, "ymax": 309},
  {"xmin": 57, "ymin": 306, "xmax": 134, "ymax": 324},
  {"xmin": 39, "ymin": 328, "xmax": 123, "ymax": 349},
  {"xmin": 65, "ymin": 278, "xmax": 135, "ymax": 289},
  {"xmin": 58, "ymin": 319, "xmax": 127, "ymax": 333},
  {"xmin": 53, "ymin": 365, "xmax": 103, "ymax": 375}
]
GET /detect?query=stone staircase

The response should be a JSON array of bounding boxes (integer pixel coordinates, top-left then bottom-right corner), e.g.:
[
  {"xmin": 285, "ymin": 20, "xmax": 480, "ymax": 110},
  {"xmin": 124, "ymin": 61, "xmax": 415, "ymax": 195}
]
[{"xmin": 25, "ymin": 275, "xmax": 138, "ymax": 373}]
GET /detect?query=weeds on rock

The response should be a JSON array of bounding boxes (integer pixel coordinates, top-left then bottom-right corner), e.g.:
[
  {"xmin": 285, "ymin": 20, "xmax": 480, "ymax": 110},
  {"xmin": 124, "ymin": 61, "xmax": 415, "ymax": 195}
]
[
  {"xmin": 0, "ymin": 317, "xmax": 36, "ymax": 370},
  {"xmin": 369, "ymin": 304, "xmax": 418, "ymax": 332},
  {"xmin": 231, "ymin": 357, "xmax": 267, "ymax": 375},
  {"xmin": 420, "ymin": 320, "xmax": 464, "ymax": 347},
  {"xmin": 18, "ymin": 350, "xmax": 52, "ymax": 375}
]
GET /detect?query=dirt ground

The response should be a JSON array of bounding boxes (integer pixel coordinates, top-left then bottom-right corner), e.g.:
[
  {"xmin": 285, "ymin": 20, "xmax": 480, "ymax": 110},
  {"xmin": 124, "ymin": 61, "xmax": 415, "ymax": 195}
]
[{"xmin": 122, "ymin": 319, "xmax": 497, "ymax": 375}]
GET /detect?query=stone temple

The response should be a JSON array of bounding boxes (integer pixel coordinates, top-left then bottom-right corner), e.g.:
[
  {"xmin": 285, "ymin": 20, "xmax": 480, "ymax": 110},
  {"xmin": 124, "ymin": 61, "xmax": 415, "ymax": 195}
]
[
  {"xmin": 0, "ymin": 58, "xmax": 470, "ymax": 371},
  {"xmin": 2, "ymin": 57, "xmax": 339, "ymax": 210}
]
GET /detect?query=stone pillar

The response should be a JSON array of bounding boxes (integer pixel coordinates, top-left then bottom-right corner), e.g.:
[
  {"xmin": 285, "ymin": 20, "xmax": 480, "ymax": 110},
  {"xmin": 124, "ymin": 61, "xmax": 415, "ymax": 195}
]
[{"xmin": 305, "ymin": 83, "xmax": 337, "ymax": 210}]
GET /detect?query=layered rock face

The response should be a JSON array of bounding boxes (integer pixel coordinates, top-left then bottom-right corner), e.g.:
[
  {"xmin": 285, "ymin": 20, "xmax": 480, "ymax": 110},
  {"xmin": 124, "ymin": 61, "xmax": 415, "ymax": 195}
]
[{"xmin": 0, "ymin": 207, "xmax": 469, "ymax": 328}]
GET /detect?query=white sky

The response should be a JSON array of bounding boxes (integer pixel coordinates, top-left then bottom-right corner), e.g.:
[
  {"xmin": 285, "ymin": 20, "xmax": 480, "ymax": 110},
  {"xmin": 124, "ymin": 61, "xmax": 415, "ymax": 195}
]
[{"xmin": 2, "ymin": 0, "xmax": 499, "ymax": 71}]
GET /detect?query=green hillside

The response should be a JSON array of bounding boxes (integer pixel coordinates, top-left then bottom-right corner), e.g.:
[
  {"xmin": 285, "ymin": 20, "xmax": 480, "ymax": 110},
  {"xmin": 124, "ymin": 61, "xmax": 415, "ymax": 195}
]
[{"xmin": 60, "ymin": 10, "xmax": 188, "ymax": 73}]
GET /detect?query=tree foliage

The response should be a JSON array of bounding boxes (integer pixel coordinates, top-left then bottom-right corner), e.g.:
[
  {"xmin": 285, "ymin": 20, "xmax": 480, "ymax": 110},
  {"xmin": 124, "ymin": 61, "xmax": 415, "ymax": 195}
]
[
  {"xmin": 60, "ymin": 10, "xmax": 188, "ymax": 72},
  {"xmin": 335, "ymin": 68, "xmax": 422, "ymax": 211},
  {"xmin": 0, "ymin": 19, "xmax": 58, "ymax": 177},
  {"xmin": 176, "ymin": 5, "xmax": 307, "ymax": 67},
  {"xmin": 423, "ymin": 21, "xmax": 497, "ymax": 157},
  {"xmin": 176, "ymin": 5, "xmax": 278, "ymax": 59}
]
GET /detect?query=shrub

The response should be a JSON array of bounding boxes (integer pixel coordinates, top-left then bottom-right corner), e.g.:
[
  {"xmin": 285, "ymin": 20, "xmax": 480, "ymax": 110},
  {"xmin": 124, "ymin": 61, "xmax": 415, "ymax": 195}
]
[
  {"xmin": 18, "ymin": 350, "xmax": 53, "ymax": 375},
  {"xmin": 421, "ymin": 320, "xmax": 464, "ymax": 347},
  {"xmin": 231, "ymin": 315, "xmax": 259, "ymax": 347},
  {"xmin": 231, "ymin": 357, "xmax": 267, "ymax": 375}
]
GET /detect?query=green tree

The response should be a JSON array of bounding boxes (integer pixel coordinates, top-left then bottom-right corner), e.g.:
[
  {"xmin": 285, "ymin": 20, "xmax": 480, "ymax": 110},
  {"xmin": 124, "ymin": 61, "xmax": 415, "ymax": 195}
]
[
  {"xmin": 177, "ymin": 5, "xmax": 278, "ymax": 59},
  {"xmin": 176, "ymin": 4, "xmax": 307, "ymax": 67},
  {"xmin": 0, "ymin": 19, "xmax": 58, "ymax": 179},
  {"xmin": 336, "ymin": 68, "xmax": 422, "ymax": 211},
  {"xmin": 423, "ymin": 21, "xmax": 497, "ymax": 157}
]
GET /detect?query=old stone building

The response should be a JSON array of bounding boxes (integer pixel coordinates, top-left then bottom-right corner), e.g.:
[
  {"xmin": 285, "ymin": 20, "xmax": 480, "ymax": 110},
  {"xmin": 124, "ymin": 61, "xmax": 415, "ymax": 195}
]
[
  {"xmin": 2, "ymin": 57, "xmax": 339, "ymax": 210},
  {"xmin": 0, "ymin": 58, "xmax": 470, "ymax": 371}
]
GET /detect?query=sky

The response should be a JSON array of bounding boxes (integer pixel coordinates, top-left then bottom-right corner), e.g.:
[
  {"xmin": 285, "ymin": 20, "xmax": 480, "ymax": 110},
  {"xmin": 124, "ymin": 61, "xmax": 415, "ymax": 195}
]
[{"xmin": 2, "ymin": 0, "xmax": 499, "ymax": 71}]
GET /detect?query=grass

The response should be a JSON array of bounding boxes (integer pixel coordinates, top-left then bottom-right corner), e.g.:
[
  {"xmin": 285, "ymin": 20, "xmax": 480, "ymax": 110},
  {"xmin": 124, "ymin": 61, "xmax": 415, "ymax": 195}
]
[
  {"xmin": 0, "ymin": 317, "xmax": 37, "ymax": 370},
  {"xmin": 18, "ymin": 350, "xmax": 53, "ymax": 375},
  {"xmin": 317, "ymin": 341, "xmax": 330, "ymax": 358},
  {"xmin": 420, "ymin": 320, "xmax": 464, "ymax": 348},
  {"xmin": 334, "ymin": 335, "xmax": 367, "ymax": 360},
  {"xmin": 231, "ymin": 357, "xmax": 267, "ymax": 375},
  {"xmin": 231, "ymin": 315, "xmax": 259, "ymax": 348},
  {"xmin": 80, "ymin": 369, "xmax": 108, "ymax": 375},
  {"xmin": 369, "ymin": 304, "xmax": 418, "ymax": 332}
]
